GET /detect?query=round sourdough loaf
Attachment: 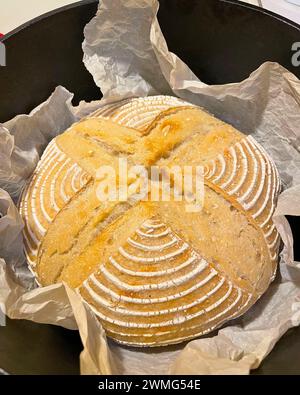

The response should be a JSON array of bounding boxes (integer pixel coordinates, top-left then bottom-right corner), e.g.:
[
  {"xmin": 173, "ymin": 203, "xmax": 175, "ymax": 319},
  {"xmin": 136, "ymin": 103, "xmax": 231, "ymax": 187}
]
[{"xmin": 19, "ymin": 95, "xmax": 281, "ymax": 347}]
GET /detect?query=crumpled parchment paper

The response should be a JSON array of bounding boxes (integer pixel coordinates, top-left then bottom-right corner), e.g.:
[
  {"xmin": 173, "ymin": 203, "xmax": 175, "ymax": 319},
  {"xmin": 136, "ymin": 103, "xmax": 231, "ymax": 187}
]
[{"xmin": 0, "ymin": 0, "xmax": 300, "ymax": 375}]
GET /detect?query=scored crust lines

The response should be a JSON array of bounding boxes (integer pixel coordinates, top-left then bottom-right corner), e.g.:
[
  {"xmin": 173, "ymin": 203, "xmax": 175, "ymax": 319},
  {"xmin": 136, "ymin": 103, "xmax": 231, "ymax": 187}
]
[
  {"xmin": 19, "ymin": 95, "xmax": 281, "ymax": 346},
  {"xmin": 80, "ymin": 217, "xmax": 253, "ymax": 345}
]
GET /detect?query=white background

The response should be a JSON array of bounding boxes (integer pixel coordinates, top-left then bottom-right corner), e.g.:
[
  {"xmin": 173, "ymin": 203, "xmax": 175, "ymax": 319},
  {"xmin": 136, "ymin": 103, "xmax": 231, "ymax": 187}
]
[
  {"xmin": 0, "ymin": 0, "xmax": 80, "ymax": 34},
  {"xmin": 0, "ymin": 0, "xmax": 299, "ymax": 34}
]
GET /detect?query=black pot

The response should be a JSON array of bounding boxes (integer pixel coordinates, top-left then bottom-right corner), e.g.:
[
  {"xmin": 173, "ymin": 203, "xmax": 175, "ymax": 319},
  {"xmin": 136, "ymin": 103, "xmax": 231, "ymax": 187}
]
[{"xmin": 0, "ymin": 0, "xmax": 299, "ymax": 375}]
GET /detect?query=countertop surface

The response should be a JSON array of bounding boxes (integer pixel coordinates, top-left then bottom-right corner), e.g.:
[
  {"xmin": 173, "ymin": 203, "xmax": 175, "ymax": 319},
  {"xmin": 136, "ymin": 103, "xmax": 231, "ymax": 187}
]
[{"xmin": 0, "ymin": 0, "xmax": 81, "ymax": 34}]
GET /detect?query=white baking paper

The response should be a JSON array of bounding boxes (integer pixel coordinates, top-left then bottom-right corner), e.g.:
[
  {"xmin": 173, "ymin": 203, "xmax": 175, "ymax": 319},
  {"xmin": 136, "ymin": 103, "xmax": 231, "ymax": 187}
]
[{"xmin": 0, "ymin": 0, "xmax": 300, "ymax": 375}]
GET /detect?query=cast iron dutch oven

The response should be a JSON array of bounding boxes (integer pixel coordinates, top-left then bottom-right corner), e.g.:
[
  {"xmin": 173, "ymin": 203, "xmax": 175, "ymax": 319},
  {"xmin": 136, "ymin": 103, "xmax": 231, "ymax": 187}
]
[{"xmin": 0, "ymin": 0, "xmax": 299, "ymax": 375}]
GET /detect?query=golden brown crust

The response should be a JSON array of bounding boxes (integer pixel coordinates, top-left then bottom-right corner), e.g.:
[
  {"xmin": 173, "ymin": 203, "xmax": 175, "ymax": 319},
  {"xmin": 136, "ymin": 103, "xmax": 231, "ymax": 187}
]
[{"xmin": 19, "ymin": 95, "xmax": 281, "ymax": 347}]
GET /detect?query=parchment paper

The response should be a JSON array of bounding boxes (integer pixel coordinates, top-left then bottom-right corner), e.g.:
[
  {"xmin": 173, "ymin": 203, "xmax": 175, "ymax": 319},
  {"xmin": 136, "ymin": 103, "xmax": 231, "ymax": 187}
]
[{"xmin": 1, "ymin": 0, "xmax": 300, "ymax": 375}]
